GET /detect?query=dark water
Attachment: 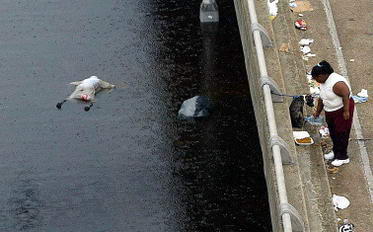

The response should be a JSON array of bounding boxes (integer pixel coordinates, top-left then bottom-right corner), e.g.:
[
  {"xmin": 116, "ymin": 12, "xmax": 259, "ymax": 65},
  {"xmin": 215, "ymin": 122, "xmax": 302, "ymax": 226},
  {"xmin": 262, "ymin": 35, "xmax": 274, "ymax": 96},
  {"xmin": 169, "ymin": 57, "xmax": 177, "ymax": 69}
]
[{"xmin": 0, "ymin": 0, "xmax": 271, "ymax": 231}]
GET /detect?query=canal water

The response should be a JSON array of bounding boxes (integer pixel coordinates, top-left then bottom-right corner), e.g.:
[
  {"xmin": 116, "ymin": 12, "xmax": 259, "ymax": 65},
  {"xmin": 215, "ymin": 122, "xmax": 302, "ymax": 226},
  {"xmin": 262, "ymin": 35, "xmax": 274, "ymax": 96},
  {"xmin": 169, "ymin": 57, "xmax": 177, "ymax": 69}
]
[{"xmin": 0, "ymin": 0, "xmax": 271, "ymax": 231}]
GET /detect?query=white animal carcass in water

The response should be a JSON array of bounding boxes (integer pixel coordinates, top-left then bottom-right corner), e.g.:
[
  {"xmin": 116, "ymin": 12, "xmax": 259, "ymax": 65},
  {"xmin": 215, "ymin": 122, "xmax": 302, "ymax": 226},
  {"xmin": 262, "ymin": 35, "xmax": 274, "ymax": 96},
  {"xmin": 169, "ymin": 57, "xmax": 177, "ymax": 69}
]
[
  {"xmin": 68, "ymin": 76, "xmax": 115, "ymax": 101},
  {"xmin": 56, "ymin": 76, "xmax": 115, "ymax": 111}
]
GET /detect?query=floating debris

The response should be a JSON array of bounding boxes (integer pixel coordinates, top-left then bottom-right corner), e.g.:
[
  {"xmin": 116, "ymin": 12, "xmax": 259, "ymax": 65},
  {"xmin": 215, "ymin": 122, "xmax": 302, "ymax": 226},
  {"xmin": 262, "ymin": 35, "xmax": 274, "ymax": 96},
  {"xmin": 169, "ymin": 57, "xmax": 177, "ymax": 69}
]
[{"xmin": 178, "ymin": 96, "xmax": 214, "ymax": 119}]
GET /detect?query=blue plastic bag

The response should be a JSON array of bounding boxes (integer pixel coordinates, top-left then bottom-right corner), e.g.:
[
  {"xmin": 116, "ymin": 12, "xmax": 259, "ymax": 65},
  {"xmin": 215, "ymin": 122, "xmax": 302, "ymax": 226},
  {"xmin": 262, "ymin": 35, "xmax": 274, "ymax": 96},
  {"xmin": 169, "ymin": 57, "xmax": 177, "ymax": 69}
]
[{"xmin": 304, "ymin": 115, "xmax": 324, "ymax": 126}]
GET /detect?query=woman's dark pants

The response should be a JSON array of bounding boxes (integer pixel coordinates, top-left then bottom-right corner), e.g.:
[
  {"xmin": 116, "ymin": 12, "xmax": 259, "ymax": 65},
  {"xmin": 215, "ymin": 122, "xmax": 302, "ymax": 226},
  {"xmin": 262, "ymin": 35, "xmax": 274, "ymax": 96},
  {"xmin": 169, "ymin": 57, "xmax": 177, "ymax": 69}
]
[{"xmin": 325, "ymin": 98, "xmax": 355, "ymax": 160}]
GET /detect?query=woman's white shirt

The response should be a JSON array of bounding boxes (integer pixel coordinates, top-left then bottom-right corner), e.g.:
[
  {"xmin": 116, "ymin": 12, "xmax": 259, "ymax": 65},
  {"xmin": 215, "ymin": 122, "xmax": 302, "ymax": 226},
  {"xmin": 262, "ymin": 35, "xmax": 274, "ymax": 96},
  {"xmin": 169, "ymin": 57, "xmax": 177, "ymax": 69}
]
[{"xmin": 319, "ymin": 72, "xmax": 351, "ymax": 112}]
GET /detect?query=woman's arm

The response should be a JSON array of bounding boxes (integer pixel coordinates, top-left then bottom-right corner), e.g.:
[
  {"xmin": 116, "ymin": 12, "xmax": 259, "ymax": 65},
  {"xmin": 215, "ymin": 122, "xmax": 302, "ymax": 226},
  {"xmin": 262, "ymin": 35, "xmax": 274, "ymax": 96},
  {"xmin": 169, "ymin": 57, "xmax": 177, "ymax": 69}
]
[
  {"xmin": 333, "ymin": 81, "xmax": 350, "ymax": 120},
  {"xmin": 313, "ymin": 98, "xmax": 324, "ymax": 118}
]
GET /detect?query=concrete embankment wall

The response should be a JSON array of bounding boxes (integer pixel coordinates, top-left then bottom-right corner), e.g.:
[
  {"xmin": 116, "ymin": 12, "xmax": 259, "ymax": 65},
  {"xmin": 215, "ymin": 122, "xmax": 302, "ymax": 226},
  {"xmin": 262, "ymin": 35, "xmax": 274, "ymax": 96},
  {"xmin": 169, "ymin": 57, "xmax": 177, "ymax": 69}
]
[
  {"xmin": 233, "ymin": 1, "xmax": 290, "ymax": 230},
  {"xmin": 233, "ymin": 1, "xmax": 338, "ymax": 231}
]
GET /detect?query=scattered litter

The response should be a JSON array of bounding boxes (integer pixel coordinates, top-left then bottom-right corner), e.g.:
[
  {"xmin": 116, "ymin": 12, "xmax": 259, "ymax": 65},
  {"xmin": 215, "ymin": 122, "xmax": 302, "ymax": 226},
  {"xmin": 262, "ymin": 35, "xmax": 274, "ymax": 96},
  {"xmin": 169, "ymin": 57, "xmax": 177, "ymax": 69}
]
[
  {"xmin": 298, "ymin": 13, "xmax": 304, "ymax": 17},
  {"xmin": 279, "ymin": 43, "xmax": 290, "ymax": 52},
  {"xmin": 339, "ymin": 219, "xmax": 355, "ymax": 232},
  {"xmin": 349, "ymin": 59, "xmax": 355, "ymax": 62},
  {"xmin": 300, "ymin": 45, "xmax": 311, "ymax": 54},
  {"xmin": 56, "ymin": 76, "xmax": 116, "ymax": 111},
  {"xmin": 305, "ymin": 53, "xmax": 316, "ymax": 57},
  {"xmin": 352, "ymin": 95, "xmax": 368, "ymax": 104},
  {"xmin": 332, "ymin": 194, "xmax": 350, "ymax": 211},
  {"xmin": 353, "ymin": 89, "xmax": 368, "ymax": 103},
  {"xmin": 320, "ymin": 141, "xmax": 328, "ymax": 150},
  {"xmin": 268, "ymin": 0, "xmax": 279, "ymax": 20},
  {"xmin": 337, "ymin": 218, "xmax": 342, "ymax": 222},
  {"xmin": 305, "ymin": 115, "xmax": 324, "ymax": 126},
  {"xmin": 295, "ymin": 19, "xmax": 307, "ymax": 30},
  {"xmin": 327, "ymin": 166, "xmax": 339, "ymax": 174},
  {"xmin": 319, "ymin": 126, "xmax": 330, "ymax": 137},
  {"xmin": 357, "ymin": 89, "xmax": 368, "ymax": 98},
  {"xmin": 302, "ymin": 56, "xmax": 309, "ymax": 61},
  {"xmin": 290, "ymin": 1, "xmax": 313, "ymax": 12},
  {"xmin": 299, "ymin": 38, "xmax": 314, "ymax": 46},
  {"xmin": 289, "ymin": 2, "xmax": 297, "ymax": 8},
  {"xmin": 332, "ymin": 177, "xmax": 336, "ymax": 180},
  {"xmin": 178, "ymin": 96, "xmax": 213, "ymax": 119}
]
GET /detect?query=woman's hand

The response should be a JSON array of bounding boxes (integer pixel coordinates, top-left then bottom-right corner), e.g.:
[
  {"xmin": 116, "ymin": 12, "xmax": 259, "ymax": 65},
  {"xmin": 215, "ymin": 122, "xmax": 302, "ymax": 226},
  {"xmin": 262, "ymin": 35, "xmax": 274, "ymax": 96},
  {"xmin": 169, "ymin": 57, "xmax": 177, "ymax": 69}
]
[{"xmin": 343, "ymin": 111, "xmax": 350, "ymax": 120}]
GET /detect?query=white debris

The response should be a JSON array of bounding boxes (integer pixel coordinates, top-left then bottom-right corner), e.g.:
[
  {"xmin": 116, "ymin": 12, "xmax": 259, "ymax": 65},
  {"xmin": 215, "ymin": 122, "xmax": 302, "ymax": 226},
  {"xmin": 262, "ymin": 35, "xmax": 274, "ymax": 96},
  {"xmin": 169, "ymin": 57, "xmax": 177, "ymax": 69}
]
[
  {"xmin": 306, "ymin": 53, "xmax": 316, "ymax": 57},
  {"xmin": 299, "ymin": 38, "xmax": 314, "ymax": 46},
  {"xmin": 268, "ymin": 0, "xmax": 279, "ymax": 17},
  {"xmin": 298, "ymin": 13, "xmax": 304, "ymax": 17},
  {"xmin": 300, "ymin": 46, "xmax": 311, "ymax": 54},
  {"xmin": 319, "ymin": 126, "xmax": 330, "ymax": 137},
  {"xmin": 350, "ymin": 59, "xmax": 355, "ymax": 62},
  {"xmin": 289, "ymin": 2, "xmax": 297, "ymax": 8},
  {"xmin": 357, "ymin": 89, "xmax": 368, "ymax": 98},
  {"xmin": 332, "ymin": 194, "xmax": 350, "ymax": 211},
  {"xmin": 293, "ymin": 131, "xmax": 311, "ymax": 139}
]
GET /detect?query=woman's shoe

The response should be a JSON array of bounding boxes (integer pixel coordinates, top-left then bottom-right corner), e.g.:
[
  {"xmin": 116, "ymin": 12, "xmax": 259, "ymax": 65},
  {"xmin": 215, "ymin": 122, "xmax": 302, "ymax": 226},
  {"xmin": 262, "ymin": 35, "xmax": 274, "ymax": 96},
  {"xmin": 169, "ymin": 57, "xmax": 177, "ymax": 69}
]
[{"xmin": 331, "ymin": 158, "xmax": 350, "ymax": 167}]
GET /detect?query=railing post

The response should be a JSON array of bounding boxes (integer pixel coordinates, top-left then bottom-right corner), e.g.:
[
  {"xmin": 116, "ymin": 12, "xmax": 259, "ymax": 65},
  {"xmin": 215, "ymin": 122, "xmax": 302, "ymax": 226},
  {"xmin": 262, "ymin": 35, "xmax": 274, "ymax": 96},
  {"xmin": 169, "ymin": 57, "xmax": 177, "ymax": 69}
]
[{"xmin": 200, "ymin": 0, "xmax": 219, "ymax": 23}]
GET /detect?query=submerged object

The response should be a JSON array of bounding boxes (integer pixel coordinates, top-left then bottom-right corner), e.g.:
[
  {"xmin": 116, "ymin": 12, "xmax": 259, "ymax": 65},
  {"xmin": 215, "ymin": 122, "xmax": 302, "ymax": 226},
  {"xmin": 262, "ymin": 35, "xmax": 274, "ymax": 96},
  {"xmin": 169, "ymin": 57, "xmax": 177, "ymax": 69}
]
[{"xmin": 178, "ymin": 96, "xmax": 213, "ymax": 119}]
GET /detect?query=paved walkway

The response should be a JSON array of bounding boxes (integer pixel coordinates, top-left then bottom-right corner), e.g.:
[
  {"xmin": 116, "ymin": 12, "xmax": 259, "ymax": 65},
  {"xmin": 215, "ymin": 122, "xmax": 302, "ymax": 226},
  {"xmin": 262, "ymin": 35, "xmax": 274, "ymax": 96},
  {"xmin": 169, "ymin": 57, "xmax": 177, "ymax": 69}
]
[{"xmin": 261, "ymin": 0, "xmax": 373, "ymax": 230}]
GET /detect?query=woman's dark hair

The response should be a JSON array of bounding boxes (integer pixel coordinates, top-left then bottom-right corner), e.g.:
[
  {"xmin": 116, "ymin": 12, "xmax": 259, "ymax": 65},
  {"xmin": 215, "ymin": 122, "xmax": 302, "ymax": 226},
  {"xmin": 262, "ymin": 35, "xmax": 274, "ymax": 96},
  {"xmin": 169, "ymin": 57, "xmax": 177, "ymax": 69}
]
[{"xmin": 311, "ymin": 60, "xmax": 334, "ymax": 78}]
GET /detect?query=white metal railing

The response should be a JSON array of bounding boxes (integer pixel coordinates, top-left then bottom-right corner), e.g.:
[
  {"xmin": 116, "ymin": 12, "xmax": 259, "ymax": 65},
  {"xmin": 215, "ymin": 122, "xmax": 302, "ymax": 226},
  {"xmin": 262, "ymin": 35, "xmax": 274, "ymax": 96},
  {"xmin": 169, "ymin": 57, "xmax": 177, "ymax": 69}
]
[{"xmin": 246, "ymin": 0, "xmax": 293, "ymax": 231}]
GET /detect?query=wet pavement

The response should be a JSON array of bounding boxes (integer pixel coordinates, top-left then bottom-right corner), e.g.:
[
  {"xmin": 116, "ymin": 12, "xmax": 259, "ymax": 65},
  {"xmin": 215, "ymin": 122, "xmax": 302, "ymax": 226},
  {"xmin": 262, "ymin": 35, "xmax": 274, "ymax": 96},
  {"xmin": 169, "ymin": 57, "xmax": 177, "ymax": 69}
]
[{"xmin": 0, "ymin": 0, "xmax": 271, "ymax": 231}]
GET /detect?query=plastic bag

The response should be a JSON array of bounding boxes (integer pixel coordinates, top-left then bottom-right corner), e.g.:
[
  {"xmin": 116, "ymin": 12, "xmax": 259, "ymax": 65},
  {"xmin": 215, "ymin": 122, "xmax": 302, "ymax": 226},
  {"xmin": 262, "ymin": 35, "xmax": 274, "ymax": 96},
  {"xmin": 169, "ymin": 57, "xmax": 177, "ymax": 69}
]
[{"xmin": 304, "ymin": 115, "xmax": 324, "ymax": 126}]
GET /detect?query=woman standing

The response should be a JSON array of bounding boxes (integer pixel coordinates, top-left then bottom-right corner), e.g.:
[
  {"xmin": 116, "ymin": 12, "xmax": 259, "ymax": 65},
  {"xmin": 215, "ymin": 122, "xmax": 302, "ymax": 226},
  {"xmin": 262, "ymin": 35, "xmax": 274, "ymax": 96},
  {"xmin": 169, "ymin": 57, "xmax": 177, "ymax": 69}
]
[{"xmin": 312, "ymin": 60, "xmax": 355, "ymax": 167}]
